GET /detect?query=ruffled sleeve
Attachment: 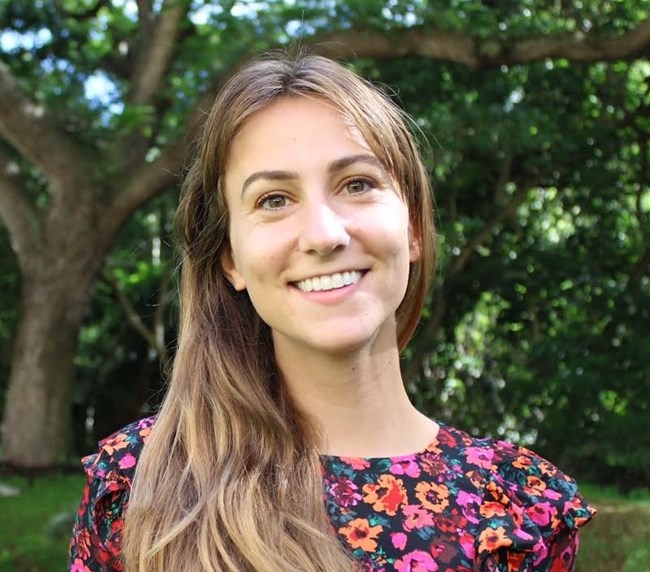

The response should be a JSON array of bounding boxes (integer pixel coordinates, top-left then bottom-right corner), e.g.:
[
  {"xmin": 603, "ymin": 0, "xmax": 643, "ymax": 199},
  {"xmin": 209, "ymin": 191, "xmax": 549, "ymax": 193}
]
[
  {"xmin": 68, "ymin": 417, "xmax": 154, "ymax": 572},
  {"xmin": 475, "ymin": 439, "xmax": 596, "ymax": 572}
]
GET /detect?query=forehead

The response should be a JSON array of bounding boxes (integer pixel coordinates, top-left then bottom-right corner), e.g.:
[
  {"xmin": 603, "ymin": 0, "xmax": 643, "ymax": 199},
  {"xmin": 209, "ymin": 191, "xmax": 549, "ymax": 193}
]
[{"xmin": 225, "ymin": 96, "xmax": 374, "ymax": 177}]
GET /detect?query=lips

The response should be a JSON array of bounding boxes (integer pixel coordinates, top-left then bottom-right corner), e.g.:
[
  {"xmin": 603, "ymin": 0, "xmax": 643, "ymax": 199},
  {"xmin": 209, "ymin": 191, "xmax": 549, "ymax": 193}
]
[{"xmin": 294, "ymin": 270, "xmax": 364, "ymax": 293}]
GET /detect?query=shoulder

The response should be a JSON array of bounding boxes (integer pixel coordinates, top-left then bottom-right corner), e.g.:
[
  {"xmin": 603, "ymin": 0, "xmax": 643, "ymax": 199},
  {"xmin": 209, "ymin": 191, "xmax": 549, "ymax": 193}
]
[
  {"xmin": 81, "ymin": 415, "xmax": 156, "ymax": 486},
  {"xmin": 69, "ymin": 416, "xmax": 156, "ymax": 571},
  {"xmin": 440, "ymin": 423, "xmax": 595, "ymax": 526},
  {"xmin": 475, "ymin": 432, "xmax": 595, "ymax": 530},
  {"xmin": 437, "ymin": 423, "xmax": 596, "ymax": 569}
]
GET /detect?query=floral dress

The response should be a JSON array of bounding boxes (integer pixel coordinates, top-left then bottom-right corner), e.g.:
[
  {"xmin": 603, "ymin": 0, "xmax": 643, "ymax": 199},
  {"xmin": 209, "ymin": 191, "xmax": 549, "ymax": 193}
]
[{"xmin": 69, "ymin": 417, "xmax": 595, "ymax": 571}]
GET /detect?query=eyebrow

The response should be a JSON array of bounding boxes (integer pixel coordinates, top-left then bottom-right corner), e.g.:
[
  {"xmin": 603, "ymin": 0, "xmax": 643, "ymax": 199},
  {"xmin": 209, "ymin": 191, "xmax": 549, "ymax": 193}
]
[{"xmin": 240, "ymin": 153, "xmax": 387, "ymax": 198}]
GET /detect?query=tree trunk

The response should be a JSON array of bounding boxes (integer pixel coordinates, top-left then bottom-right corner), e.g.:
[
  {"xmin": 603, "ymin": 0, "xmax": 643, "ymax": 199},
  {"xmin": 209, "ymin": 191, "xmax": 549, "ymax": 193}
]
[{"xmin": 1, "ymin": 209, "xmax": 102, "ymax": 467}]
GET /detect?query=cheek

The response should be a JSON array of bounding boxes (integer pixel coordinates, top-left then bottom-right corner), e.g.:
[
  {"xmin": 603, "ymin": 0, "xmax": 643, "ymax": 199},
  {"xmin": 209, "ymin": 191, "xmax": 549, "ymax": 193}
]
[
  {"xmin": 233, "ymin": 240, "xmax": 285, "ymax": 287},
  {"xmin": 358, "ymin": 209, "xmax": 411, "ymax": 257}
]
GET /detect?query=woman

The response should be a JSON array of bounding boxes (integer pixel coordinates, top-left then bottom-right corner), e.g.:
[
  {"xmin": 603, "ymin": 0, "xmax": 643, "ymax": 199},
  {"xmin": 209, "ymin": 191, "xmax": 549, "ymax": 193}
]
[{"xmin": 69, "ymin": 52, "xmax": 595, "ymax": 572}]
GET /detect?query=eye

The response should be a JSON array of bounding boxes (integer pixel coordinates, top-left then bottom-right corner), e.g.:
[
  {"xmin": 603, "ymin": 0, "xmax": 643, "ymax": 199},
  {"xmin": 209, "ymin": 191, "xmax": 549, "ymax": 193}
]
[
  {"xmin": 343, "ymin": 178, "xmax": 373, "ymax": 195},
  {"xmin": 257, "ymin": 193, "xmax": 291, "ymax": 210}
]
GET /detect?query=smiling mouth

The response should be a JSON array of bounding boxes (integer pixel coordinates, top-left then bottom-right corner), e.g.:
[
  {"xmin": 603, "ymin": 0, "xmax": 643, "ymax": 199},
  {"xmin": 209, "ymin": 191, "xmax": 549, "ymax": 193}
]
[{"xmin": 294, "ymin": 270, "xmax": 364, "ymax": 293}]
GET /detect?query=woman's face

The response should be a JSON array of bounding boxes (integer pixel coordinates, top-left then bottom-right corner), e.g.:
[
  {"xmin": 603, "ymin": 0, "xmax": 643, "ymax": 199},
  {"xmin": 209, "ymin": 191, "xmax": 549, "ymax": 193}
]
[{"xmin": 221, "ymin": 96, "xmax": 419, "ymax": 356}]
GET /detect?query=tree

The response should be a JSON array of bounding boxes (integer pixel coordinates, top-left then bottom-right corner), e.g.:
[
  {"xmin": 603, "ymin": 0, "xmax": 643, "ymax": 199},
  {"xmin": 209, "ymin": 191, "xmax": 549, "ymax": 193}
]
[
  {"xmin": 0, "ymin": 0, "xmax": 195, "ymax": 465},
  {"xmin": 0, "ymin": 0, "xmax": 648, "ymax": 467}
]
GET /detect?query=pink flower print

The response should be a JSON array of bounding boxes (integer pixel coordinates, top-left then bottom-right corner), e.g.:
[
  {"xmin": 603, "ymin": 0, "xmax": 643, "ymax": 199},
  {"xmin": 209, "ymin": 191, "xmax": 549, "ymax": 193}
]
[
  {"xmin": 528, "ymin": 501, "xmax": 555, "ymax": 527},
  {"xmin": 456, "ymin": 490, "xmax": 480, "ymax": 507},
  {"xmin": 464, "ymin": 447, "xmax": 493, "ymax": 469},
  {"xmin": 543, "ymin": 488, "xmax": 563, "ymax": 501},
  {"xmin": 328, "ymin": 476, "xmax": 362, "ymax": 510},
  {"xmin": 391, "ymin": 531, "xmax": 408, "ymax": 550},
  {"xmin": 403, "ymin": 504, "xmax": 435, "ymax": 531},
  {"xmin": 394, "ymin": 550, "xmax": 439, "ymax": 571},
  {"xmin": 390, "ymin": 457, "xmax": 421, "ymax": 478},
  {"xmin": 70, "ymin": 559, "xmax": 93, "ymax": 572},
  {"xmin": 118, "ymin": 452, "xmax": 136, "ymax": 470},
  {"xmin": 458, "ymin": 531, "xmax": 476, "ymax": 560},
  {"xmin": 457, "ymin": 490, "xmax": 481, "ymax": 524}
]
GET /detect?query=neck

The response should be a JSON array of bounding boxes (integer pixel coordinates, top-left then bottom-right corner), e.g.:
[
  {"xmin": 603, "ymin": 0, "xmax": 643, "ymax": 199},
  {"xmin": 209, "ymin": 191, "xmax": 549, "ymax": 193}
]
[{"xmin": 273, "ymin": 332, "xmax": 437, "ymax": 457}]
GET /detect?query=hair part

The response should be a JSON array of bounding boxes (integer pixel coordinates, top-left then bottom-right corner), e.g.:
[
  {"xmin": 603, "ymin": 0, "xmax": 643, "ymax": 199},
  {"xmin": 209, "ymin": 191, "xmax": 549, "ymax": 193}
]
[{"xmin": 123, "ymin": 50, "xmax": 436, "ymax": 571}]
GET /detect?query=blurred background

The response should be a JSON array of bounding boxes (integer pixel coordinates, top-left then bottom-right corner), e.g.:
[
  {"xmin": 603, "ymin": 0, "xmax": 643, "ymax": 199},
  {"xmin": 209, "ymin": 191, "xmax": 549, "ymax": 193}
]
[{"xmin": 0, "ymin": 1, "xmax": 648, "ymax": 570}]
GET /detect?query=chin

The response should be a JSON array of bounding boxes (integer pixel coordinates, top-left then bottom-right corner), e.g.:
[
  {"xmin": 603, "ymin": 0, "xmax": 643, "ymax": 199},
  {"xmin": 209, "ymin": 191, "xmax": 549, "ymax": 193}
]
[{"xmin": 306, "ymin": 326, "xmax": 396, "ymax": 357}]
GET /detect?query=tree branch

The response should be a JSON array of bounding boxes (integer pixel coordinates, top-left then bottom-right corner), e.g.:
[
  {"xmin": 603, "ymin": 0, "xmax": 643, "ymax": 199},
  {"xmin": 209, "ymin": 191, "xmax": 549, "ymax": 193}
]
[
  {"xmin": 508, "ymin": 20, "xmax": 650, "ymax": 64},
  {"xmin": 129, "ymin": 0, "xmax": 189, "ymax": 106},
  {"xmin": 100, "ymin": 138, "xmax": 186, "ymax": 243},
  {"xmin": 448, "ymin": 185, "xmax": 531, "ymax": 277},
  {"xmin": 312, "ymin": 18, "xmax": 650, "ymax": 67},
  {"xmin": 0, "ymin": 61, "xmax": 87, "ymax": 193},
  {"xmin": 313, "ymin": 27, "xmax": 478, "ymax": 67},
  {"xmin": 103, "ymin": 272, "xmax": 168, "ymax": 363},
  {"xmin": 102, "ymin": 80, "xmax": 223, "ymax": 242},
  {"xmin": 136, "ymin": 0, "xmax": 154, "ymax": 26},
  {"xmin": 0, "ymin": 149, "xmax": 40, "ymax": 267}
]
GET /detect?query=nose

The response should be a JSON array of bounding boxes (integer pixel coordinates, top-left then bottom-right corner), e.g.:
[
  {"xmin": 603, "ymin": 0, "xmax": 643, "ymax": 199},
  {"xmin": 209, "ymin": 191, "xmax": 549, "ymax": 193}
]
[{"xmin": 297, "ymin": 202, "xmax": 350, "ymax": 256}]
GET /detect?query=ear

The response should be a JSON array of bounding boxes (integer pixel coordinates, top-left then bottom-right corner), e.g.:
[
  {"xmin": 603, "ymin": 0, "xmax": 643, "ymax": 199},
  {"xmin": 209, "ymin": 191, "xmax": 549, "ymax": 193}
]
[{"xmin": 220, "ymin": 250, "xmax": 247, "ymax": 291}]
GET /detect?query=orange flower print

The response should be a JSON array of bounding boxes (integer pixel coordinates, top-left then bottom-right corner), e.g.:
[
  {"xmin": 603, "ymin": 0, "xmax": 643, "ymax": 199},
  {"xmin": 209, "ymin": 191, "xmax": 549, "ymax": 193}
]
[
  {"xmin": 339, "ymin": 518, "xmax": 383, "ymax": 552},
  {"xmin": 101, "ymin": 432, "xmax": 130, "ymax": 456},
  {"xmin": 525, "ymin": 475, "xmax": 547, "ymax": 496},
  {"xmin": 415, "ymin": 482, "xmax": 450, "ymax": 513},
  {"xmin": 465, "ymin": 469, "xmax": 483, "ymax": 487},
  {"xmin": 479, "ymin": 501, "xmax": 507, "ymax": 518},
  {"xmin": 511, "ymin": 454, "xmax": 533, "ymax": 470},
  {"xmin": 139, "ymin": 424, "xmax": 153, "ymax": 442},
  {"xmin": 340, "ymin": 457, "xmax": 372, "ymax": 471},
  {"xmin": 538, "ymin": 459, "xmax": 557, "ymax": 477},
  {"xmin": 478, "ymin": 525, "xmax": 513, "ymax": 553},
  {"xmin": 362, "ymin": 475, "xmax": 407, "ymax": 516}
]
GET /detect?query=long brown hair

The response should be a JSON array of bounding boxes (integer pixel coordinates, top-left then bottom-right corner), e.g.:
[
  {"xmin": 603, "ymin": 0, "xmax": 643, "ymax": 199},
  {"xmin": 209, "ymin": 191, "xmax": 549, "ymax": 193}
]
[{"xmin": 123, "ymin": 51, "xmax": 436, "ymax": 571}]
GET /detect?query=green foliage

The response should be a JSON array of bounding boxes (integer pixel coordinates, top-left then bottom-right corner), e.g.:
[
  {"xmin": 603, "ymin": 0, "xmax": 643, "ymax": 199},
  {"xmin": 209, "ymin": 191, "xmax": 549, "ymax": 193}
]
[
  {"xmin": 72, "ymin": 193, "xmax": 178, "ymax": 451},
  {"xmin": 371, "ymin": 52, "xmax": 650, "ymax": 488},
  {"xmin": 0, "ymin": 0, "xmax": 648, "ymax": 486}
]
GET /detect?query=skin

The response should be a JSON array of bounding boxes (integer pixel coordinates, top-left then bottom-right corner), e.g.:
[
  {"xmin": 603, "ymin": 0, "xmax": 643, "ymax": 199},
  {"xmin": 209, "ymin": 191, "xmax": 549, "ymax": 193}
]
[{"xmin": 222, "ymin": 96, "xmax": 437, "ymax": 457}]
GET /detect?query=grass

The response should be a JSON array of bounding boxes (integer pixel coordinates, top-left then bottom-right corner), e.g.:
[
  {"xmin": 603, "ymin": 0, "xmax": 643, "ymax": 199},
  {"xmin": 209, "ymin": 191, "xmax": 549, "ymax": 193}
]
[
  {"xmin": 0, "ymin": 475, "xmax": 648, "ymax": 571},
  {"xmin": 575, "ymin": 485, "xmax": 650, "ymax": 572},
  {"xmin": 0, "ymin": 472, "xmax": 86, "ymax": 572}
]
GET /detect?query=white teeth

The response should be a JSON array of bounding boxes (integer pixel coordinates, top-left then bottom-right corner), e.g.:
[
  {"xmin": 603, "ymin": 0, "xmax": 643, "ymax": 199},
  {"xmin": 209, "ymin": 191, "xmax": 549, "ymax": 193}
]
[{"xmin": 295, "ymin": 271, "xmax": 362, "ymax": 293}]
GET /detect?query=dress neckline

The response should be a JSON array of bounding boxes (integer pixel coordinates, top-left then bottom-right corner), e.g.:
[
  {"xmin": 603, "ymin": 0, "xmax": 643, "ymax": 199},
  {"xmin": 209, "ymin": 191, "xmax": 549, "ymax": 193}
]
[{"xmin": 320, "ymin": 421, "xmax": 446, "ymax": 463}]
